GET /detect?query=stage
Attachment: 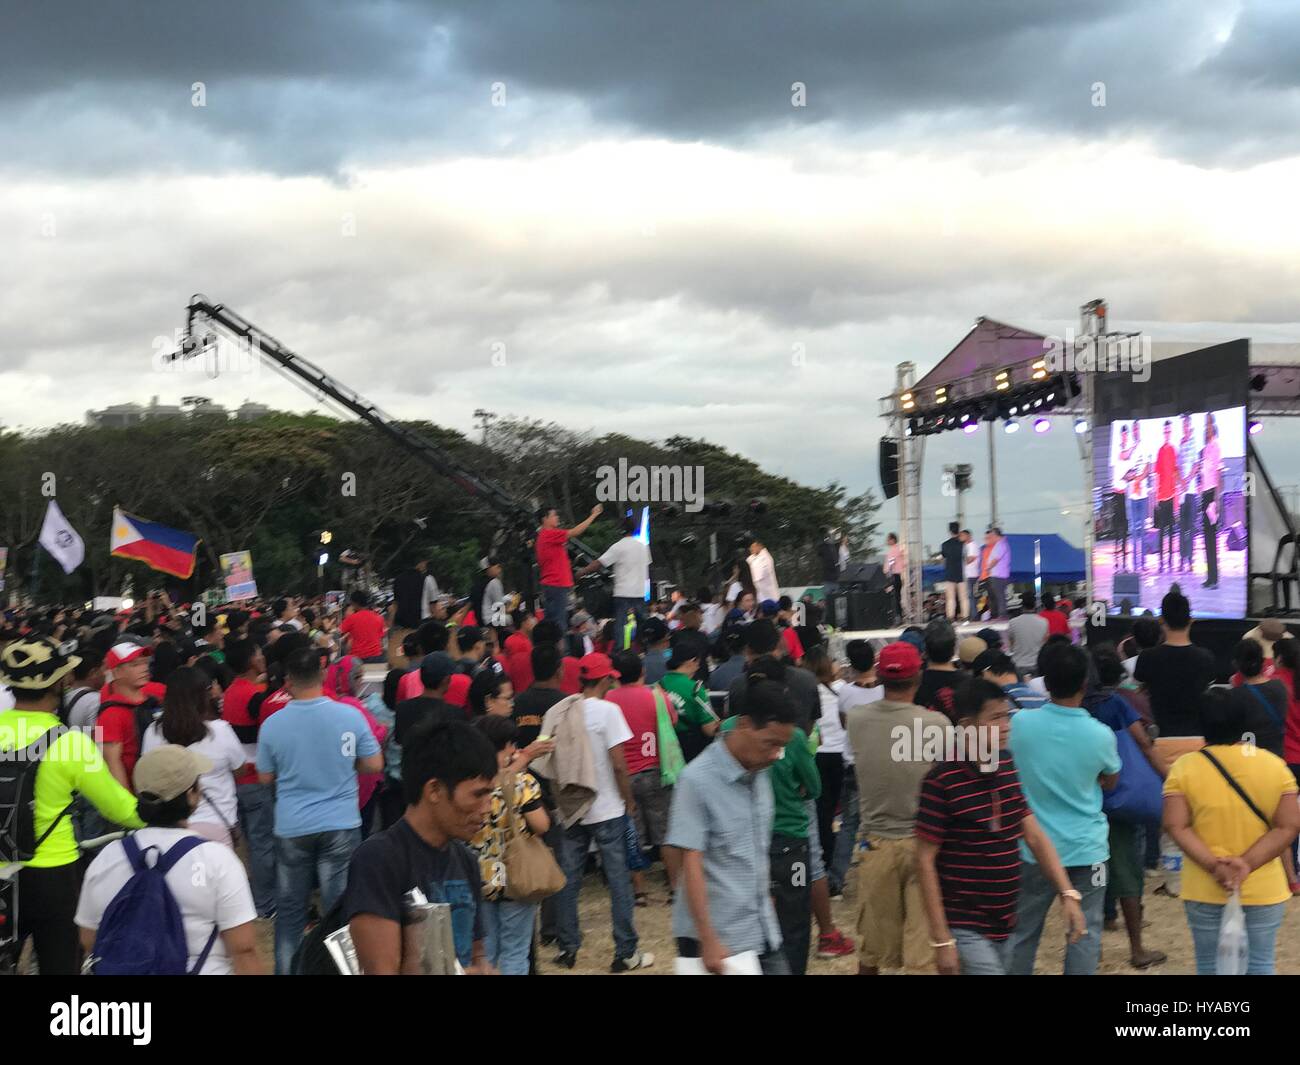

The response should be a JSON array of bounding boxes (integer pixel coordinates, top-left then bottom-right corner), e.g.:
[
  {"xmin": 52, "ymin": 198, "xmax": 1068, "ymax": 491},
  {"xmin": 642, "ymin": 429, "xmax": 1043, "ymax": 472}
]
[{"xmin": 835, "ymin": 619, "xmax": 1012, "ymax": 645}]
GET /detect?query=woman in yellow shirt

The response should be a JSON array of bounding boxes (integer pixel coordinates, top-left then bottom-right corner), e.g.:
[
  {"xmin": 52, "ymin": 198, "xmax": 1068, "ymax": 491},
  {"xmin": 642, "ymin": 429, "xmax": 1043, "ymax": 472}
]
[{"xmin": 1163, "ymin": 690, "xmax": 1300, "ymax": 974}]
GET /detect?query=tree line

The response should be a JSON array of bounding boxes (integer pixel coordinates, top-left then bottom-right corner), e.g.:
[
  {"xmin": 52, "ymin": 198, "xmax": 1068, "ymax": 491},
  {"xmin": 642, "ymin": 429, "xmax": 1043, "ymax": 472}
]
[{"xmin": 0, "ymin": 412, "xmax": 880, "ymax": 603}]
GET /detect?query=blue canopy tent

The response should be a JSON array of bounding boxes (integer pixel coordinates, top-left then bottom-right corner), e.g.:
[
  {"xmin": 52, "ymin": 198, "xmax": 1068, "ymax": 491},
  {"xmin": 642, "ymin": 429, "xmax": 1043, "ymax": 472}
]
[{"xmin": 921, "ymin": 533, "xmax": 1084, "ymax": 586}]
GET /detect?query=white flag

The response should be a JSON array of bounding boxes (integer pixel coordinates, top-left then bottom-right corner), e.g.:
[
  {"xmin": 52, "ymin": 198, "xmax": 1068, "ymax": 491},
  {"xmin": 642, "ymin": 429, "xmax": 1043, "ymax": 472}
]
[{"xmin": 39, "ymin": 499, "xmax": 85, "ymax": 575}]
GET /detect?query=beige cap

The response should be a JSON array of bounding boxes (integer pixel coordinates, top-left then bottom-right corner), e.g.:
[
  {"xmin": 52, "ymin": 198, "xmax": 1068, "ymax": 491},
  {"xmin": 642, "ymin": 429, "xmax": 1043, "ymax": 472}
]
[
  {"xmin": 957, "ymin": 635, "xmax": 988, "ymax": 665},
  {"xmin": 133, "ymin": 745, "xmax": 212, "ymax": 801}
]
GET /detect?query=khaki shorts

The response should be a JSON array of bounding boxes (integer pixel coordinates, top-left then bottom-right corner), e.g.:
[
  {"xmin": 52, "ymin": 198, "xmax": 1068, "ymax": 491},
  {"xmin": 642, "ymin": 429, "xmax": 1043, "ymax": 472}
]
[{"xmin": 854, "ymin": 835, "xmax": 934, "ymax": 973}]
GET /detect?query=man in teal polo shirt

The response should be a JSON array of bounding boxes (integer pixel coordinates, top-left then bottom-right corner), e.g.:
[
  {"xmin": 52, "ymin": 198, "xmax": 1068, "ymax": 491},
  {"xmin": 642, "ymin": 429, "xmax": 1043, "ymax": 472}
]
[{"xmin": 1007, "ymin": 643, "xmax": 1120, "ymax": 975}]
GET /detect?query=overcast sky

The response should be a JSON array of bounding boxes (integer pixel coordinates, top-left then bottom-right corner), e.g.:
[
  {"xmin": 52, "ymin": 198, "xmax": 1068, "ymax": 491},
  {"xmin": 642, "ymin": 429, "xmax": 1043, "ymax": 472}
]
[{"xmin": 5, "ymin": 0, "xmax": 1300, "ymax": 549}]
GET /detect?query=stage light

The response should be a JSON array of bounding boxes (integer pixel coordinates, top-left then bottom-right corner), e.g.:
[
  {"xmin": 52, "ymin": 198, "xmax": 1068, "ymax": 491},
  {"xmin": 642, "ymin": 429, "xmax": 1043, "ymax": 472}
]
[
  {"xmin": 1046, "ymin": 391, "xmax": 1056, "ymax": 402},
  {"xmin": 1074, "ymin": 418, "xmax": 1088, "ymax": 434},
  {"xmin": 1031, "ymin": 358, "xmax": 1047, "ymax": 380},
  {"xmin": 1033, "ymin": 418, "xmax": 1050, "ymax": 434},
  {"xmin": 963, "ymin": 422, "xmax": 979, "ymax": 435},
  {"xmin": 1003, "ymin": 420, "xmax": 1019, "ymax": 434},
  {"xmin": 1009, "ymin": 404, "xmax": 1019, "ymax": 416},
  {"xmin": 1249, "ymin": 420, "xmax": 1263, "ymax": 435},
  {"xmin": 901, "ymin": 391, "xmax": 915, "ymax": 411},
  {"xmin": 935, "ymin": 386, "xmax": 947, "ymax": 404},
  {"xmin": 995, "ymin": 369, "xmax": 1010, "ymax": 391},
  {"xmin": 960, "ymin": 411, "xmax": 972, "ymax": 423}
]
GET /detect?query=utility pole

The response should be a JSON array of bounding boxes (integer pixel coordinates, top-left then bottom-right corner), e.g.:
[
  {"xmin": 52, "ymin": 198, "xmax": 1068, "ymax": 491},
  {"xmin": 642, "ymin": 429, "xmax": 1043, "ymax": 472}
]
[{"xmin": 473, "ymin": 408, "xmax": 497, "ymax": 447}]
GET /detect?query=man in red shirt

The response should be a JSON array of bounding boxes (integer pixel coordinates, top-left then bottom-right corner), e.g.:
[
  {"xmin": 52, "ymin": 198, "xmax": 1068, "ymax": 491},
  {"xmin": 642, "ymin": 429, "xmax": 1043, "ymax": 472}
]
[
  {"xmin": 340, "ymin": 590, "xmax": 387, "ymax": 662},
  {"xmin": 606, "ymin": 650, "xmax": 680, "ymax": 896},
  {"xmin": 1037, "ymin": 595, "xmax": 1070, "ymax": 638},
  {"xmin": 535, "ymin": 503, "xmax": 603, "ymax": 630},
  {"xmin": 1154, "ymin": 420, "xmax": 1179, "ymax": 573},
  {"xmin": 97, "ymin": 635, "xmax": 157, "ymax": 790}
]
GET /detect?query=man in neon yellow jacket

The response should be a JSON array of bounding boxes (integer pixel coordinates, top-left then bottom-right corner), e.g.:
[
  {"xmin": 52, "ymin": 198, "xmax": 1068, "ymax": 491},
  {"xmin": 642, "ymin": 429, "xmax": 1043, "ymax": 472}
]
[{"xmin": 0, "ymin": 636, "xmax": 142, "ymax": 975}]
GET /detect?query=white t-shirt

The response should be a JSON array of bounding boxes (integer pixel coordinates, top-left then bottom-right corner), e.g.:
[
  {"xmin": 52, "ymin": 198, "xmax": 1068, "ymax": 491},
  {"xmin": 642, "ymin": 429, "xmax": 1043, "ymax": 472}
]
[
  {"xmin": 75, "ymin": 827, "xmax": 256, "ymax": 974},
  {"xmin": 599, "ymin": 536, "xmax": 651, "ymax": 599},
  {"xmin": 142, "ymin": 720, "xmax": 248, "ymax": 834},
  {"xmin": 726, "ymin": 581, "xmax": 744, "ymax": 605},
  {"xmin": 581, "ymin": 697, "xmax": 634, "ymax": 825},
  {"xmin": 700, "ymin": 603, "xmax": 726, "ymax": 635},
  {"xmin": 963, "ymin": 542, "xmax": 980, "ymax": 580},
  {"xmin": 817, "ymin": 679, "xmax": 847, "ymax": 756},
  {"xmin": 838, "ymin": 681, "xmax": 883, "ymax": 767},
  {"xmin": 63, "ymin": 686, "xmax": 102, "ymax": 731},
  {"xmin": 421, "ymin": 574, "xmax": 441, "ymax": 619}
]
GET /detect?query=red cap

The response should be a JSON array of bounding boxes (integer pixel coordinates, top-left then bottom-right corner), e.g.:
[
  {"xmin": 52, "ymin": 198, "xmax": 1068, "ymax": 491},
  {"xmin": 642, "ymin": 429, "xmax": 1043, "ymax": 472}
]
[
  {"xmin": 105, "ymin": 638, "xmax": 153, "ymax": 670},
  {"xmin": 877, "ymin": 641, "xmax": 922, "ymax": 681},
  {"xmin": 578, "ymin": 652, "xmax": 615, "ymax": 681}
]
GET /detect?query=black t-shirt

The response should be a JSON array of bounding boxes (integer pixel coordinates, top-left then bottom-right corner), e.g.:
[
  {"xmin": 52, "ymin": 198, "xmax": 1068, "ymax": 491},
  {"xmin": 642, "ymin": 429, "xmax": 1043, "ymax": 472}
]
[
  {"xmin": 392, "ymin": 569, "xmax": 426, "ymax": 630},
  {"xmin": 342, "ymin": 817, "xmax": 483, "ymax": 968},
  {"xmin": 915, "ymin": 668, "xmax": 961, "ymax": 722},
  {"xmin": 726, "ymin": 665, "xmax": 818, "ymax": 734},
  {"xmin": 940, "ymin": 537, "xmax": 964, "ymax": 583},
  {"xmin": 394, "ymin": 696, "xmax": 460, "ymax": 746},
  {"xmin": 1134, "ymin": 644, "xmax": 1217, "ymax": 737},
  {"xmin": 513, "ymin": 685, "xmax": 565, "ymax": 749},
  {"xmin": 1228, "ymin": 681, "xmax": 1288, "ymax": 757}
]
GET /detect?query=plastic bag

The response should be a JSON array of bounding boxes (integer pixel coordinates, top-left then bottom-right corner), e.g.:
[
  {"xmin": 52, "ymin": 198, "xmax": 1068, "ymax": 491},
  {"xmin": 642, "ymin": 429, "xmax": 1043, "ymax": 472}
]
[
  {"xmin": 1216, "ymin": 890, "xmax": 1248, "ymax": 976},
  {"xmin": 654, "ymin": 687, "xmax": 686, "ymax": 786}
]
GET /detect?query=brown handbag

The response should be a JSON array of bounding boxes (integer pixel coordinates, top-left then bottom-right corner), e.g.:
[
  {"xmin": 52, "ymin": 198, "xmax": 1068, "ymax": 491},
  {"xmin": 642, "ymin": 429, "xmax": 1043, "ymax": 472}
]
[{"xmin": 501, "ymin": 770, "xmax": 566, "ymax": 903}]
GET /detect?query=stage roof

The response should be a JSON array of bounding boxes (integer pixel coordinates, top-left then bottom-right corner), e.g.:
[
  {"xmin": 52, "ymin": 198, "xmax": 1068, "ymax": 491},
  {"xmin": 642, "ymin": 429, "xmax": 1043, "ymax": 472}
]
[{"xmin": 913, "ymin": 317, "xmax": 1050, "ymax": 393}]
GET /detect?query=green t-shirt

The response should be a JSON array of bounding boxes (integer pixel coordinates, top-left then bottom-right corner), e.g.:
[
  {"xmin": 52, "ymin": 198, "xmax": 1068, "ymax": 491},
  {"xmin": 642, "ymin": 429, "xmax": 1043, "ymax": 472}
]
[
  {"xmin": 659, "ymin": 671, "xmax": 718, "ymax": 734},
  {"xmin": 720, "ymin": 716, "xmax": 820, "ymax": 838}
]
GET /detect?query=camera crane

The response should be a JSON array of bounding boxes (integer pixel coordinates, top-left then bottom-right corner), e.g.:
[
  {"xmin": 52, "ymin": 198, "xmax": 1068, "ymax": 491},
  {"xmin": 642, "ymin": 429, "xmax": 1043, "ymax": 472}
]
[{"xmin": 171, "ymin": 295, "xmax": 603, "ymax": 599}]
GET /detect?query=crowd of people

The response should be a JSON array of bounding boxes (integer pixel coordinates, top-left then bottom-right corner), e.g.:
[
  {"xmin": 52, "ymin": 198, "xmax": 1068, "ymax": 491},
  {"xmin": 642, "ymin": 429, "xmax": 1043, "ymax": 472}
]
[{"xmin": 2, "ymin": 503, "xmax": 1297, "ymax": 976}]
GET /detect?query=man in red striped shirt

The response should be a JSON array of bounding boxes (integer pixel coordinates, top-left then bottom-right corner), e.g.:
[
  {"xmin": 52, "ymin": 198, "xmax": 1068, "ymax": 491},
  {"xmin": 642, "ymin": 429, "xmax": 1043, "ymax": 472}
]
[{"xmin": 915, "ymin": 678, "xmax": 1085, "ymax": 975}]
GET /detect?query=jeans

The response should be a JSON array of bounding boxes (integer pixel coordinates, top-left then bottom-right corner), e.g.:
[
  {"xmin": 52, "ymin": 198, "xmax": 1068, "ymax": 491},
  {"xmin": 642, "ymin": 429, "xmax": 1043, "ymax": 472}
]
[
  {"xmin": 814, "ymin": 753, "xmax": 844, "ymax": 874},
  {"xmin": 987, "ymin": 577, "xmax": 1008, "ymax": 619},
  {"xmin": 1179, "ymin": 492, "xmax": 1198, "ymax": 564},
  {"xmin": 274, "ymin": 828, "xmax": 361, "ymax": 975},
  {"xmin": 770, "ymin": 833, "xmax": 812, "ymax": 975},
  {"xmin": 1126, "ymin": 496, "xmax": 1149, "ymax": 569},
  {"xmin": 966, "ymin": 578, "xmax": 979, "ymax": 620},
  {"xmin": 1184, "ymin": 900, "xmax": 1286, "ymax": 975},
  {"xmin": 1201, "ymin": 489, "xmax": 1219, "ymax": 585},
  {"xmin": 556, "ymin": 817, "xmax": 637, "ymax": 959},
  {"xmin": 1008, "ymin": 860, "xmax": 1107, "ymax": 975},
  {"xmin": 236, "ymin": 780, "xmax": 277, "ymax": 918},
  {"xmin": 953, "ymin": 927, "xmax": 1012, "ymax": 975},
  {"xmin": 610, "ymin": 596, "xmax": 645, "ymax": 649},
  {"xmin": 481, "ymin": 898, "xmax": 539, "ymax": 975},
  {"xmin": 829, "ymin": 768, "xmax": 859, "ymax": 892},
  {"xmin": 541, "ymin": 585, "xmax": 570, "ymax": 631},
  {"xmin": 538, "ymin": 819, "xmax": 564, "ymax": 941}
]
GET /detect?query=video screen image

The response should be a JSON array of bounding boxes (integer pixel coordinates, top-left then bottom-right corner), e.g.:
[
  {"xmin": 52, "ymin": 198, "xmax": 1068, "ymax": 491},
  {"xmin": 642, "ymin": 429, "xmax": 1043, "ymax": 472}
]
[{"xmin": 1091, "ymin": 406, "xmax": 1247, "ymax": 618}]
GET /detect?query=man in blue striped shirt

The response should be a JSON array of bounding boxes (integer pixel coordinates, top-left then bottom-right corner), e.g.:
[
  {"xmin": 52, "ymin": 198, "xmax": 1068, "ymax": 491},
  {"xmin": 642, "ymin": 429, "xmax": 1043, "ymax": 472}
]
[{"xmin": 971, "ymin": 650, "xmax": 1048, "ymax": 712}]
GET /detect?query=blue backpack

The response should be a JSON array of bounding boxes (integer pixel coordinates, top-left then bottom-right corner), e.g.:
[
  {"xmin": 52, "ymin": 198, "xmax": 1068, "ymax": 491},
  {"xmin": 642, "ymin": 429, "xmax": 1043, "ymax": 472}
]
[{"xmin": 90, "ymin": 834, "xmax": 218, "ymax": 975}]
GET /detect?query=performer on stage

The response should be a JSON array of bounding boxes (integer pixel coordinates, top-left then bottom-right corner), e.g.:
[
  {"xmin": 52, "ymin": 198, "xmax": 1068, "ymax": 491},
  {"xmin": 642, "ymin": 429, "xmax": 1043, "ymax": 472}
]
[
  {"xmin": 884, "ymin": 532, "xmax": 908, "ymax": 621},
  {"xmin": 1200, "ymin": 413, "xmax": 1221, "ymax": 590},
  {"xmin": 1112, "ymin": 423, "xmax": 1130, "ymax": 570},
  {"xmin": 1125, "ymin": 420, "xmax": 1150, "ymax": 573},
  {"xmin": 980, "ymin": 527, "xmax": 1010, "ymax": 620},
  {"xmin": 1176, "ymin": 412, "xmax": 1199, "ymax": 573},
  {"xmin": 1154, "ymin": 420, "xmax": 1178, "ymax": 573}
]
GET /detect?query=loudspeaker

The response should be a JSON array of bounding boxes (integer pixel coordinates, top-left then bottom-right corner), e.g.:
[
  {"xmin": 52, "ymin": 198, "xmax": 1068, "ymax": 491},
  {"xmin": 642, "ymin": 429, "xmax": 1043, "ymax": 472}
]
[
  {"xmin": 828, "ymin": 592, "xmax": 850, "ymax": 629},
  {"xmin": 879, "ymin": 437, "xmax": 899, "ymax": 500},
  {"xmin": 846, "ymin": 589, "xmax": 893, "ymax": 630},
  {"xmin": 1112, "ymin": 572, "xmax": 1141, "ymax": 609},
  {"xmin": 840, "ymin": 562, "xmax": 887, "ymax": 591}
]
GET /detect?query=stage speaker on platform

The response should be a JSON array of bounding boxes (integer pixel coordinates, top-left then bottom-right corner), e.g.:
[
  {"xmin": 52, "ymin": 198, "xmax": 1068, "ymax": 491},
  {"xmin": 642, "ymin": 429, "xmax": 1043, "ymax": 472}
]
[
  {"xmin": 1113, "ymin": 572, "xmax": 1141, "ymax": 611},
  {"xmin": 846, "ymin": 589, "xmax": 893, "ymax": 630},
  {"xmin": 841, "ymin": 561, "xmax": 888, "ymax": 591}
]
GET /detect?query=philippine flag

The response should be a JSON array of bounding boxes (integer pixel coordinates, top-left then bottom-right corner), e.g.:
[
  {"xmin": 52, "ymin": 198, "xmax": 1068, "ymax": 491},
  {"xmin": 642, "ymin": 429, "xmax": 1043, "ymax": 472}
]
[{"xmin": 110, "ymin": 507, "xmax": 201, "ymax": 579}]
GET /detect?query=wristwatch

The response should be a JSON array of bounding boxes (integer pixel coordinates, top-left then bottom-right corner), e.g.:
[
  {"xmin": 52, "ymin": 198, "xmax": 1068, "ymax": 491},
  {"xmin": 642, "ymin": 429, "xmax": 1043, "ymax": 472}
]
[{"xmin": 1059, "ymin": 889, "xmax": 1083, "ymax": 901}]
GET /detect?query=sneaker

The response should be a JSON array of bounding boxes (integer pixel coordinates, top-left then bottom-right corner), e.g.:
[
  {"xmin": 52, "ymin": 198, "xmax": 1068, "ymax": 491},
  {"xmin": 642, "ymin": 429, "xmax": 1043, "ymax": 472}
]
[
  {"xmin": 553, "ymin": 950, "xmax": 578, "ymax": 970},
  {"xmin": 816, "ymin": 930, "xmax": 855, "ymax": 958},
  {"xmin": 610, "ymin": 950, "xmax": 655, "ymax": 973}
]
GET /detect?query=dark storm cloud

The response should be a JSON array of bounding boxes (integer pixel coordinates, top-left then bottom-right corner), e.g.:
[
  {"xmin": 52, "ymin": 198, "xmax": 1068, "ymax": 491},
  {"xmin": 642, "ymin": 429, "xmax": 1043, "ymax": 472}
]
[{"xmin": 3, "ymin": 0, "xmax": 1300, "ymax": 175}]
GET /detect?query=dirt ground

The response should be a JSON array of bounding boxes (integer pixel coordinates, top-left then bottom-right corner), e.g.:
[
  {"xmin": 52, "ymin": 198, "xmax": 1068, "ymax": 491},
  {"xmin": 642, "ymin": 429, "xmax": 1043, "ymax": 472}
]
[{"xmin": 254, "ymin": 860, "xmax": 1300, "ymax": 975}]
